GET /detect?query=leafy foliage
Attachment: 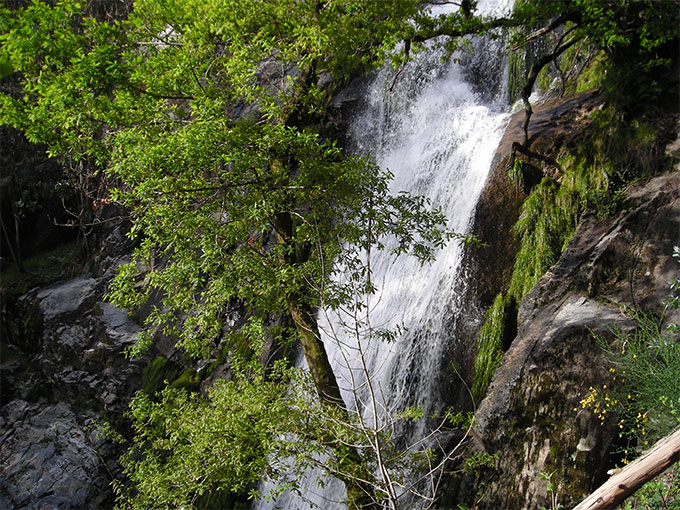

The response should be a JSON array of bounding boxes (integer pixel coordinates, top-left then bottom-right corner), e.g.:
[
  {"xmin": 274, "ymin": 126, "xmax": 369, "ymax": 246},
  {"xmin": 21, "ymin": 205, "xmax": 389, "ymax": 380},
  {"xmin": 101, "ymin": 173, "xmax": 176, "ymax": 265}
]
[
  {"xmin": 0, "ymin": 1, "xmax": 457, "ymax": 506},
  {"xmin": 1, "ymin": 0, "xmax": 452, "ymax": 362},
  {"xmin": 116, "ymin": 364, "xmax": 296, "ymax": 508},
  {"xmin": 621, "ymin": 464, "xmax": 680, "ymax": 510}
]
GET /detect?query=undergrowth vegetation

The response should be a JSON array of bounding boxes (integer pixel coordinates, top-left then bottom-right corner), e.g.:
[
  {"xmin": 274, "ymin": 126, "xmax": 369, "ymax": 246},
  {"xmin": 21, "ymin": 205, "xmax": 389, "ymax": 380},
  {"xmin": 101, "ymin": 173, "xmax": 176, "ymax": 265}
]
[
  {"xmin": 582, "ymin": 249, "xmax": 680, "ymax": 454},
  {"xmin": 622, "ymin": 464, "xmax": 680, "ymax": 510}
]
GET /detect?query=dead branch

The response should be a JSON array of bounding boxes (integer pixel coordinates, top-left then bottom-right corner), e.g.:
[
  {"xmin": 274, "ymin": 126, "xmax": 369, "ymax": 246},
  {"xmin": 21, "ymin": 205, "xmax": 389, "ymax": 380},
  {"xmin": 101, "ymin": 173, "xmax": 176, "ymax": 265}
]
[{"xmin": 573, "ymin": 428, "xmax": 680, "ymax": 510}]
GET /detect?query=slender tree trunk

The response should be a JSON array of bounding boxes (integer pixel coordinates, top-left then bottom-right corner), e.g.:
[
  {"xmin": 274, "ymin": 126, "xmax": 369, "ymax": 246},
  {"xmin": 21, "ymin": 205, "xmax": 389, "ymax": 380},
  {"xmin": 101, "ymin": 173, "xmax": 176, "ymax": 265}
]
[
  {"xmin": 287, "ymin": 298, "xmax": 344, "ymax": 407},
  {"xmin": 273, "ymin": 204, "xmax": 379, "ymax": 508},
  {"xmin": 287, "ymin": 298, "xmax": 379, "ymax": 509}
]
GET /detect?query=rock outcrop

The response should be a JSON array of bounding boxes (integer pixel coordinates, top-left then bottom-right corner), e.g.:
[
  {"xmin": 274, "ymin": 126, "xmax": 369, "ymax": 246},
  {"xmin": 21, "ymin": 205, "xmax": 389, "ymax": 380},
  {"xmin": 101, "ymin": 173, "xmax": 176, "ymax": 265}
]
[
  {"xmin": 472, "ymin": 171, "xmax": 680, "ymax": 509},
  {"xmin": 0, "ymin": 213, "xmax": 246, "ymax": 509},
  {"xmin": 441, "ymin": 90, "xmax": 606, "ymax": 411},
  {"xmin": 0, "ymin": 224, "xmax": 145, "ymax": 509}
]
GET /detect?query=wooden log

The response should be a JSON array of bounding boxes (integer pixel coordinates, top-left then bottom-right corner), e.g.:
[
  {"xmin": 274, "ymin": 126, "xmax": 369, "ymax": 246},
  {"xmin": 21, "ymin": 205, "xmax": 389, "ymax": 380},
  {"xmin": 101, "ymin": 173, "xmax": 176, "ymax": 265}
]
[{"xmin": 573, "ymin": 427, "xmax": 680, "ymax": 510}]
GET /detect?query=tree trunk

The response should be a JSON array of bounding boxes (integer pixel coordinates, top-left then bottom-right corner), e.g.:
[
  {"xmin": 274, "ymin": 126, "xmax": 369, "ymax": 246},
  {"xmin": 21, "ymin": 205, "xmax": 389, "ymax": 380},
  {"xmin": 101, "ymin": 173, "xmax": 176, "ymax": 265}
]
[
  {"xmin": 273, "ymin": 206, "xmax": 378, "ymax": 508},
  {"xmin": 287, "ymin": 297, "xmax": 380, "ymax": 509},
  {"xmin": 287, "ymin": 298, "xmax": 344, "ymax": 407},
  {"xmin": 573, "ymin": 428, "xmax": 680, "ymax": 510}
]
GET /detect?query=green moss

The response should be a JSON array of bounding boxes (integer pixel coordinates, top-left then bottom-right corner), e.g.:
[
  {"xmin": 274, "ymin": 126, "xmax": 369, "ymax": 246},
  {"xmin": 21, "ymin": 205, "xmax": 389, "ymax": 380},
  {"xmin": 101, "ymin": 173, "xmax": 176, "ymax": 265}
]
[
  {"xmin": 537, "ymin": 63, "xmax": 553, "ymax": 92},
  {"xmin": 170, "ymin": 368, "xmax": 200, "ymax": 392},
  {"xmin": 508, "ymin": 45, "xmax": 527, "ymax": 105},
  {"xmin": 508, "ymin": 177, "xmax": 570, "ymax": 299},
  {"xmin": 587, "ymin": 108, "xmax": 672, "ymax": 183},
  {"xmin": 472, "ymin": 293, "xmax": 514, "ymax": 402},
  {"xmin": 142, "ymin": 356, "xmax": 179, "ymax": 396},
  {"xmin": 508, "ymin": 154, "xmax": 610, "ymax": 301},
  {"xmin": 572, "ymin": 53, "xmax": 606, "ymax": 94},
  {"xmin": 556, "ymin": 43, "xmax": 607, "ymax": 95},
  {"xmin": 474, "ymin": 148, "xmax": 611, "ymax": 401}
]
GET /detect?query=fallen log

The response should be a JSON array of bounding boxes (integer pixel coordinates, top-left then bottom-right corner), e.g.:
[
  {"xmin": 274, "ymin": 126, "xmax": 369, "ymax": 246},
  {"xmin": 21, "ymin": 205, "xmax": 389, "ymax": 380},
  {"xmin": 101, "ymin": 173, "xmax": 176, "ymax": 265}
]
[{"xmin": 573, "ymin": 427, "xmax": 680, "ymax": 510}]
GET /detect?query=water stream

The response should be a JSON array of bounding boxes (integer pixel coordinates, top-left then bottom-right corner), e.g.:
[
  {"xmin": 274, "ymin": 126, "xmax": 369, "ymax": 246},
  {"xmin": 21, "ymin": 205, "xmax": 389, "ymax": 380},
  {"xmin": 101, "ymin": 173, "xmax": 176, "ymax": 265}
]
[{"xmin": 254, "ymin": 0, "xmax": 512, "ymax": 507}]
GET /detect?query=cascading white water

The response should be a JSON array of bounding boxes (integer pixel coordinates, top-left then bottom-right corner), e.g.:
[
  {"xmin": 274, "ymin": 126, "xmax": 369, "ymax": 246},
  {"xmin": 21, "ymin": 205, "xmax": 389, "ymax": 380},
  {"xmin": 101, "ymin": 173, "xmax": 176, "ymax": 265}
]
[{"xmin": 254, "ymin": 0, "xmax": 512, "ymax": 507}]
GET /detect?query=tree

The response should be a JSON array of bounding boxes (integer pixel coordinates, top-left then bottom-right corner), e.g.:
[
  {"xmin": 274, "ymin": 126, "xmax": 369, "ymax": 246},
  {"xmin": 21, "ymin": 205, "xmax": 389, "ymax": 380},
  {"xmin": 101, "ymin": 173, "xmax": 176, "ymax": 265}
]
[
  {"xmin": 501, "ymin": 0, "xmax": 678, "ymax": 173},
  {"xmin": 1, "ymin": 1, "xmax": 451, "ymax": 507}
]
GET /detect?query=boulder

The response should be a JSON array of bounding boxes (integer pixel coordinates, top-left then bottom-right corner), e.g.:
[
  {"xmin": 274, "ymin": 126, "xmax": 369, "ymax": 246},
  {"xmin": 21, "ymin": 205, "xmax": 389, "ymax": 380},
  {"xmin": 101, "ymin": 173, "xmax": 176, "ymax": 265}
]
[
  {"xmin": 35, "ymin": 275, "xmax": 98, "ymax": 322},
  {"xmin": 1, "ymin": 265, "xmax": 145, "ymax": 507}
]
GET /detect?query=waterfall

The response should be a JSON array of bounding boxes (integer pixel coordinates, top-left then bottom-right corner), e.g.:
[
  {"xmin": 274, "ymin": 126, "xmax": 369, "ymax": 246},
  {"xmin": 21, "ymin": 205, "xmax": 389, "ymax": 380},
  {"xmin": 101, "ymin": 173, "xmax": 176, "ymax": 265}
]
[{"xmin": 254, "ymin": 0, "xmax": 511, "ymax": 507}]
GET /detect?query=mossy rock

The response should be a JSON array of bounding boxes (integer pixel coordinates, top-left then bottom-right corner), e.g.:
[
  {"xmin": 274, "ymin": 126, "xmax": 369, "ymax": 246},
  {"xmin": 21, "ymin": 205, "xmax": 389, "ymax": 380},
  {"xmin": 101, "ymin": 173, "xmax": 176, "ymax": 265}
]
[
  {"xmin": 142, "ymin": 356, "xmax": 179, "ymax": 396},
  {"xmin": 472, "ymin": 293, "xmax": 518, "ymax": 401},
  {"xmin": 170, "ymin": 369, "xmax": 200, "ymax": 392}
]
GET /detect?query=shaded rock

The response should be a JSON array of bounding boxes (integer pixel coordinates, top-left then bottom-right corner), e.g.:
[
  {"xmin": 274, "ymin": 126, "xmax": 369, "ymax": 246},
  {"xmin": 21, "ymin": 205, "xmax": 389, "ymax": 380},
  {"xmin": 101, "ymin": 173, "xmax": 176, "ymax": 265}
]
[
  {"xmin": 91, "ymin": 221, "xmax": 134, "ymax": 279},
  {"xmin": 1, "ymin": 264, "xmax": 148, "ymax": 508},
  {"xmin": 496, "ymin": 89, "xmax": 604, "ymax": 162},
  {"xmin": 0, "ymin": 400, "xmax": 113, "ymax": 510},
  {"xmin": 36, "ymin": 275, "xmax": 98, "ymax": 322},
  {"xmin": 99, "ymin": 302, "xmax": 141, "ymax": 347},
  {"xmin": 471, "ymin": 172, "xmax": 680, "ymax": 509}
]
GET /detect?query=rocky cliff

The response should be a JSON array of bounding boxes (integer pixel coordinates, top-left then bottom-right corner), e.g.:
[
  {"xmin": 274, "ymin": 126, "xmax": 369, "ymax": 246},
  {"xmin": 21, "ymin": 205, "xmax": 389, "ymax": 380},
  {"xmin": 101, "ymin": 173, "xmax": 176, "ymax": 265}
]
[
  {"xmin": 443, "ymin": 88, "xmax": 680, "ymax": 508},
  {"xmin": 0, "ymin": 224, "xmax": 143, "ymax": 509},
  {"xmin": 473, "ymin": 170, "xmax": 679, "ymax": 509}
]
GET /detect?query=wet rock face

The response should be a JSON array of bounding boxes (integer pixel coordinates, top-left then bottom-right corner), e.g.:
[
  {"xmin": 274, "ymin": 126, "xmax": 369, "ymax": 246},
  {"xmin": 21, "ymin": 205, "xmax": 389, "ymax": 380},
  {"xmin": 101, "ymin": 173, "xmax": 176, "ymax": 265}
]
[
  {"xmin": 472, "ymin": 172, "xmax": 680, "ymax": 509},
  {"xmin": 440, "ymin": 91, "xmax": 606, "ymax": 414},
  {"xmin": 5, "ymin": 274, "xmax": 143, "ymax": 414},
  {"xmin": 0, "ymin": 401, "xmax": 114, "ymax": 510},
  {"xmin": 1, "ymin": 231, "xmax": 146, "ymax": 508}
]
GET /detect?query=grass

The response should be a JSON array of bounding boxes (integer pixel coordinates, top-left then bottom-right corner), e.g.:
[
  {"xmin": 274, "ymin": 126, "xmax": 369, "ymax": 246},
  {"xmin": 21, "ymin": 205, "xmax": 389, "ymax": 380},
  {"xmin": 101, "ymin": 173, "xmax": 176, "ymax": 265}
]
[
  {"xmin": 472, "ymin": 293, "xmax": 513, "ymax": 402},
  {"xmin": 622, "ymin": 465, "xmax": 680, "ymax": 510},
  {"xmin": 472, "ymin": 153, "xmax": 610, "ymax": 399}
]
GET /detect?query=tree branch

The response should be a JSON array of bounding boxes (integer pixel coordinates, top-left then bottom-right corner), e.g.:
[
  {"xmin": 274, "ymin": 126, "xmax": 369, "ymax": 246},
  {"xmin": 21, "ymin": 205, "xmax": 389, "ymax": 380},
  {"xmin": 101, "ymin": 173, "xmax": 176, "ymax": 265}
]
[
  {"xmin": 574, "ymin": 428, "xmax": 680, "ymax": 510},
  {"xmin": 520, "ymin": 31, "xmax": 580, "ymax": 146},
  {"xmin": 509, "ymin": 13, "xmax": 577, "ymax": 51},
  {"xmin": 410, "ymin": 15, "xmax": 517, "ymax": 44}
]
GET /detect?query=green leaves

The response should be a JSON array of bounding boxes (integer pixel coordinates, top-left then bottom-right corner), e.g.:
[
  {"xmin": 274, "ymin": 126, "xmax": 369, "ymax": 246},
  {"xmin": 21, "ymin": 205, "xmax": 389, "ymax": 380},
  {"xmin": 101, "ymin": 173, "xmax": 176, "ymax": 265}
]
[
  {"xmin": 118, "ymin": 374, "xmax": 293, "ymax": 508},
  {"xmin": 2, "ymin": 1, "xmax": 472, "ymax": 505}
]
